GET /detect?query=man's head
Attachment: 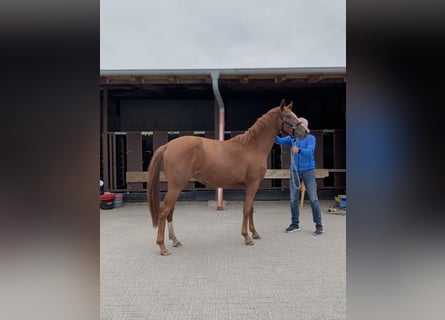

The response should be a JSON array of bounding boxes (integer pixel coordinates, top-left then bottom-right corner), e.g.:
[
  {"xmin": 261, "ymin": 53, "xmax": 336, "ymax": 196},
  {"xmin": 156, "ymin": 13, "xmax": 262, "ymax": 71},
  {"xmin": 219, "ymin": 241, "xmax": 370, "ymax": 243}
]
[{"xmin": 299, "ymin": 117, "xmax": 310, "ymax": 133}]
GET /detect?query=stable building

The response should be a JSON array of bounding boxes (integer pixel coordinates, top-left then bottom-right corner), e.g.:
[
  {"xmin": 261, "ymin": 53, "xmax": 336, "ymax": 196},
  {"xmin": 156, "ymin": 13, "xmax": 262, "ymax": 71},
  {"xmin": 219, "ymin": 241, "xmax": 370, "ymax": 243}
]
[{"xmin": 100, "ymin": 67, "xmax": 346, "ymax": 201}]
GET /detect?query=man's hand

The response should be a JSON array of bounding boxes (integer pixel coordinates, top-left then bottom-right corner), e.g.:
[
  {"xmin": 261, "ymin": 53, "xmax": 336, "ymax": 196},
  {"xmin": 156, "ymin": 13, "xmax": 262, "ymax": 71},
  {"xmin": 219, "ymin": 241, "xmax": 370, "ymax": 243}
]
[{"xmin": 292, "ymin": 146, "xmax": 300, "ymax": 154}]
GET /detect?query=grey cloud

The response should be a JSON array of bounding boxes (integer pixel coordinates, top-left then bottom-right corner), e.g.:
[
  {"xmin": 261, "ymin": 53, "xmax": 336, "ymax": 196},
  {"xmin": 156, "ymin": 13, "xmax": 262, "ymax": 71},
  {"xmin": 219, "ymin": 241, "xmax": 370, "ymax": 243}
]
[{"xmin": 101, "ymin": 0, "xmax": 345, "ymax": 69}]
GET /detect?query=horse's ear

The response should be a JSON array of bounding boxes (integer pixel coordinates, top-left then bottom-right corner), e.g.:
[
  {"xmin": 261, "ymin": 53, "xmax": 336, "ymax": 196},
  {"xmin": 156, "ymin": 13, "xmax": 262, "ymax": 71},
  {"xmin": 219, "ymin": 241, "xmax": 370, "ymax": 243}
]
[
  {"xmin": 288, "ymin": 101, "xmax": 293, "ymax": 110},
  {"xmin": 280, "ymin": 99, "xmax": 286, "ymax": 107}
]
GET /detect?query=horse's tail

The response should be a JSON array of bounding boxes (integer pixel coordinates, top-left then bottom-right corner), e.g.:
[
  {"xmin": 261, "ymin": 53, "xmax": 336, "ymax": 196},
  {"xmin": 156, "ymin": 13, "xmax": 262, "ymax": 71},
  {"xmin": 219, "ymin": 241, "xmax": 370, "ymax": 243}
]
[{"xmin": 147, "ymin": 144, "xmax": 167, "ymax": 228}]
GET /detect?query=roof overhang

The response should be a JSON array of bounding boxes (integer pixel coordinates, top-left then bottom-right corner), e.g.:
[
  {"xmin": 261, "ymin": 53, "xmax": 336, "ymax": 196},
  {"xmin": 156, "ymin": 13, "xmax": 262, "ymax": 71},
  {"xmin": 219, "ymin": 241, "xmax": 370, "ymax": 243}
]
[
  {"xmin": 100, "ymin": 67, "xmax": 345, "ymax": 84},
  {"xmin": 100, "ymin": 67, "xmax": 346, "ymax": 98}
]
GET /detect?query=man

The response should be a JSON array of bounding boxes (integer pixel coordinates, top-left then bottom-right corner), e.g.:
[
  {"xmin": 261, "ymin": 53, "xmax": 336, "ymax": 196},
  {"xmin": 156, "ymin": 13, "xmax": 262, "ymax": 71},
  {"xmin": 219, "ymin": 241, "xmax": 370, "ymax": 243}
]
[{"xmin": 275, "ymin": 118, "xmax": 323, "ymax": 235}]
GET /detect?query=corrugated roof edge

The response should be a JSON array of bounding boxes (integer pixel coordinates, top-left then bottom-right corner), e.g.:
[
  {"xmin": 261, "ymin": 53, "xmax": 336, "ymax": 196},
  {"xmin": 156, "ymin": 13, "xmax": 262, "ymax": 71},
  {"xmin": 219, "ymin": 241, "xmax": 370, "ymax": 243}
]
[{"xmin": 100, "ymin": 67, "xmax": 346, "ymax": 77}]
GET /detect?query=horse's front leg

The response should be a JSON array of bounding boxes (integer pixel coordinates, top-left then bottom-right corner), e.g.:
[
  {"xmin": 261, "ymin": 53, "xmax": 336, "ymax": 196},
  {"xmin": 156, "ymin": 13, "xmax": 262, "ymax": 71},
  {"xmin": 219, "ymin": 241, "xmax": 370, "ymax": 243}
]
[
  {"xmin": 242, "ymin": 182, "xmax": 260, "ymax": 245},
  {"xmin": 249, "ymin": 208, "xmax": 261, "ymax": 240}
]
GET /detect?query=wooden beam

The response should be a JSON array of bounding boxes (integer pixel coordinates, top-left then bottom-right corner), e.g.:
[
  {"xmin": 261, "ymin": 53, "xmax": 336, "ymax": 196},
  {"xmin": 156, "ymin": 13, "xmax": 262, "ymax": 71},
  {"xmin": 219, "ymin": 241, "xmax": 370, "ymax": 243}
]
[
  {"xmin": 308, "ymin": 74, "xmax": 346, "ymax": 83},
  {"xmin": 100, "ymin": 73, "xmax": 345, "ymax": 85},
  {"xmin": 308, "ymin": 75, "xmax": 324, "ymax": 83},
  {"xmin": 126, "ymin": 169, "xmax": 332, "ymax": 183},
  {"xmin": 275, "ymin": 76, "xmax": 288, "ymax": 83}
]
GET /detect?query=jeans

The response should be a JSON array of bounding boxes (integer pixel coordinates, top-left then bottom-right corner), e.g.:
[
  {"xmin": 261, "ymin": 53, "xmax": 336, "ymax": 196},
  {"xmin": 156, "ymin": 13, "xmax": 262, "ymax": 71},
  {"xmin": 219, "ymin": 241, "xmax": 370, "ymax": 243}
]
[{"xmin": 289, "ymin": 169, "xmax": 322, "ymax": 226}]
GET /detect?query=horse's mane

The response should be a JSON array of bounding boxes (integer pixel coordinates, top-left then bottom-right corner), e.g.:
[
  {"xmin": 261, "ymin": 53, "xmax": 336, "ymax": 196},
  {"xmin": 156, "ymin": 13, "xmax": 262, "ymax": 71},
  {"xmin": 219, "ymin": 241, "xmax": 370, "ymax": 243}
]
[{"xmin": 228, "ymin": 107, "xmax": 279, "ymax": 145}]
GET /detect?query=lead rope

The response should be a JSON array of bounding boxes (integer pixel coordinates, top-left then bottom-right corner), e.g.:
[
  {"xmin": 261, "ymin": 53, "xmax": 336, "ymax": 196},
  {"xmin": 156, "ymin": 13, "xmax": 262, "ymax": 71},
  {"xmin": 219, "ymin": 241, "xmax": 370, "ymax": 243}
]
[{"xmin": 290, "ymin": 139, "xmax": 301, "ymax": 190}]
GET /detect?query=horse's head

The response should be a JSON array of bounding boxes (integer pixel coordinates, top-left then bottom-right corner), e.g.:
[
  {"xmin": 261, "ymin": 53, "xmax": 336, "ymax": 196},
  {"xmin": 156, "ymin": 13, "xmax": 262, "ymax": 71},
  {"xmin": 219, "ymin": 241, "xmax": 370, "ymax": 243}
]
[{"xmin": 278, "ymin": 99, "xmax": 309, "ymax": 140}]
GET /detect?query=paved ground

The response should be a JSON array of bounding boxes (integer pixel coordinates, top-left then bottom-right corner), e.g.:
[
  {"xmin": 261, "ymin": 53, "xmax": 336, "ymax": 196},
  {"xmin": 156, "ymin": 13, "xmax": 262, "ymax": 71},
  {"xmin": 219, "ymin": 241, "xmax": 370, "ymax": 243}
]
[{"xmin": 100, "ymin": 200, "xmax": 345, "ymax": 320}]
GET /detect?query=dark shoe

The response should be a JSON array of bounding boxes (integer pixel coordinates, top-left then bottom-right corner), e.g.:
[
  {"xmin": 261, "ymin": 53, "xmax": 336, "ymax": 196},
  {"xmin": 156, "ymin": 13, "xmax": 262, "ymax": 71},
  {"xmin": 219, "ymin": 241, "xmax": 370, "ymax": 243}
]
[
  {"xmin": 313, "ymin": 225, "xmax": 323, "ymax": 235},
  {"xmin": 286, "ymin": 224, "xmax": 300, "ymax": 232}
]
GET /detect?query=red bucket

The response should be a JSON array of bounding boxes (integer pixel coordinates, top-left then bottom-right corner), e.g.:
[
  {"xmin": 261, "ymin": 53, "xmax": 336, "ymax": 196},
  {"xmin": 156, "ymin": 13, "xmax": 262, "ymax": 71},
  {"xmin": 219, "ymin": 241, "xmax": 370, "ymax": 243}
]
[{"xmin": 100, "ymin": 193, "xmax": 115, "ymax": 210}]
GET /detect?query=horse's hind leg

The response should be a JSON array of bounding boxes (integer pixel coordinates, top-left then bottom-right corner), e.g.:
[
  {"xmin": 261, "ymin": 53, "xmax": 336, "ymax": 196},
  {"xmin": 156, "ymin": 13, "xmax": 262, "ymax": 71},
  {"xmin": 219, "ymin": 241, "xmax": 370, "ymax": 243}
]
[
  {"xmin": 167, "ymin": 205, "xmax": 182, "ymax": 247},
  {"xmin": 157, "ymin": 188, "xmax": 181, "ymax": 256}
]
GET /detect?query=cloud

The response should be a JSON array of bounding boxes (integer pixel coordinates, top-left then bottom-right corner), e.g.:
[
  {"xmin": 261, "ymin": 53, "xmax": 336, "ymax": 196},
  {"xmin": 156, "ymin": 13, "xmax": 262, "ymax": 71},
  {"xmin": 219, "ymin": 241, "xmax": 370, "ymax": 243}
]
[{"xmin": 100, "ymin": 0, "xmax": 345, "ymax": 69}]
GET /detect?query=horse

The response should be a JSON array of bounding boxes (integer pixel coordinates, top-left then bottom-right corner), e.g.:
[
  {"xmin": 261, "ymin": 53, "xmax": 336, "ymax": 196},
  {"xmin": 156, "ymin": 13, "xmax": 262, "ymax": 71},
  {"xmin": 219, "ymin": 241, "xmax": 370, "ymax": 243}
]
[{"xmin": 147, "ymin": 99, "xmax": 309, "ymax": 255}]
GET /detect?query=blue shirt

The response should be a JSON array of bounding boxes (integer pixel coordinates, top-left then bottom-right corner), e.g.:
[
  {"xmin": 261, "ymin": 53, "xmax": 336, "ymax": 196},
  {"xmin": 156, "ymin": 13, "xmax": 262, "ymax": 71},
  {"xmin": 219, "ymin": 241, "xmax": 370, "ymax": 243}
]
[{"xmin": 274, "ymin": 134, "xmax": 316, "ymax": 172}]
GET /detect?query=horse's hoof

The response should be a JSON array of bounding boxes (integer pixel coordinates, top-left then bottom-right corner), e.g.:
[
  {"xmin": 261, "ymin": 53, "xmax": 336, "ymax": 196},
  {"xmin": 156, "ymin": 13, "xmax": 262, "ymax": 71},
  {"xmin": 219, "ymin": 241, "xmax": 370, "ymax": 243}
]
[
  {"xmin": 245, "ymin": 239, "xmax": 255, "ymax": 246},
  {"xmin": 173, "ymin": 241, "xmax": 183, "ymax": 247},
  {"xmin": 252, "ymin": 234, "xmax": 262, "ymax": 239},
  {"xmin": 160, "ymin": 249, "xmax": 171, "ymax": 256}
]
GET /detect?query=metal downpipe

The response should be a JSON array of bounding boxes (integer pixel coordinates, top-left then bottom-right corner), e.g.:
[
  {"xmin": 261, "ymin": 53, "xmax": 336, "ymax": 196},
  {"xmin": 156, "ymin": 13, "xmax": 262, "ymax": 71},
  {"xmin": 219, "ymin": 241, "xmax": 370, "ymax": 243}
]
[{"xmin": 211, "ymin": 71, "xmax": 225, "ymax": 210}]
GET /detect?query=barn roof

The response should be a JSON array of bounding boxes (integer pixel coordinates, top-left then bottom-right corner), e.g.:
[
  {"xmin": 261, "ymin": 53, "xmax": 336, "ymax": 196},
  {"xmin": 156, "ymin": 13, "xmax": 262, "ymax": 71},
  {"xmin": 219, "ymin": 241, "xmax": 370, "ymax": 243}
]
[{"xmin": 100, "ymin": 67, "xmax": 346, "ymax": 98}]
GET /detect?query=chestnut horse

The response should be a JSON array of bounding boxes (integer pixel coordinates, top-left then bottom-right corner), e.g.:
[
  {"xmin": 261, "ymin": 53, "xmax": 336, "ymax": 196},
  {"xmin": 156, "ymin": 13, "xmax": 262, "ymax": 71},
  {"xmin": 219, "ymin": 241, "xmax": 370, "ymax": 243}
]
[{"xmin": 147, "ymin": 99, "xmax": 309, "ymax": 255}]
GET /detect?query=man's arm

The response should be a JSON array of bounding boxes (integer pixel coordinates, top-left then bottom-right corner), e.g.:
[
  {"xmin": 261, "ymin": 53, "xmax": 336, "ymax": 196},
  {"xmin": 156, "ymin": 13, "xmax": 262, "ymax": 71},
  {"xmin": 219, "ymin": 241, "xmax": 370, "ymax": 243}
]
[
  {"xmin": 274, "ymin": 135, "xmax": 292, "ymax": 146},
  {"xmin": 299, "ymin": 135, "xmax": 316, "ymax": 156}
]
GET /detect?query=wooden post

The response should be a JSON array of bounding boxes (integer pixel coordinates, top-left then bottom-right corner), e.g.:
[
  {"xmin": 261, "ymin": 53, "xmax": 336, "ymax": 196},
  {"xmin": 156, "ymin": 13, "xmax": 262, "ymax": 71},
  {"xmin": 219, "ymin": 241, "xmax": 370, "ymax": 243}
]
[
  {"xmin": 334, "ymin": 130, "xmax": 346, "ymax": 188},
  {"xmin": 313, "ymin": 130, "xmax": 324, "ymax": 188},
  {"xmin": 126, "ymin": 132, "xmax": 143, "ymax": 191},
  {"xmin": 102, "ymin": 88, "xmax": 109, "ymax": 191}
]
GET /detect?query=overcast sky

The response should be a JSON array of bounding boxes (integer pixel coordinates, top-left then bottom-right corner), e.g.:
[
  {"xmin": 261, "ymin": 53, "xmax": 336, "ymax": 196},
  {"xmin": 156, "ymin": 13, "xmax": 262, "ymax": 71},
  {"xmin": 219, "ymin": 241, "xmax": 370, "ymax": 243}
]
[{"xmin": 100, "ymin": 0, "xmax": 345, "ymax": 70}]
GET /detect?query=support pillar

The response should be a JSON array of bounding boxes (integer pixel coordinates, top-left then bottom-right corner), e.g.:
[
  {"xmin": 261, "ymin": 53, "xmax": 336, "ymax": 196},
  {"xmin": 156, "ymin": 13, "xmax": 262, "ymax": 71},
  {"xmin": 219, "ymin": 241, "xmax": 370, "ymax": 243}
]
[{"xmin": 102, "ymin": 88, "xmax": 109, "ymax": 191}]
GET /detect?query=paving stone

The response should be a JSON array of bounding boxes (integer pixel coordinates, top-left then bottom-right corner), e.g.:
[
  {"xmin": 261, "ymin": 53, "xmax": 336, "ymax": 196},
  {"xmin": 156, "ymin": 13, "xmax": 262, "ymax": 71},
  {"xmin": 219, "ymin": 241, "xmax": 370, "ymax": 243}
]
[{"xmin": 101, "ymin": 200, "xmax": 345, "ymax": 320}]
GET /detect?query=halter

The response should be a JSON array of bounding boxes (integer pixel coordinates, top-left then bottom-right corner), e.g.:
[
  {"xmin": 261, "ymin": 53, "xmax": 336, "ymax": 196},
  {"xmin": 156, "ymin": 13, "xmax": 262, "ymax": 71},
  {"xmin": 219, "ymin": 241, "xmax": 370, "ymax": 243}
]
[{"xmin": 279, "ymin": 113, "xmax": 303, "ymax": 141}]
